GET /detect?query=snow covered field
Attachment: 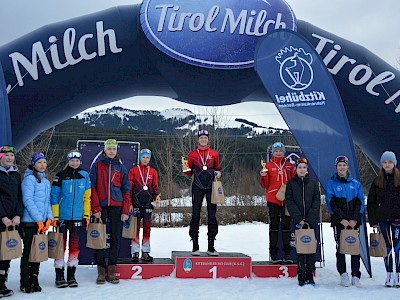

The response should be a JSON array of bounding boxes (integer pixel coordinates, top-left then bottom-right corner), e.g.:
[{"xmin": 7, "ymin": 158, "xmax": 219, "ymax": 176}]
[{"xmin": 6, "ymin": 223, "xmax": 397, "ymax": 300}]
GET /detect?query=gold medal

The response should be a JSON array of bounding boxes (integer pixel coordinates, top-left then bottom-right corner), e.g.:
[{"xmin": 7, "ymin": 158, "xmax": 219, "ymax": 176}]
[{"xmin": 203, "ymin": 165, "xmax": 208, "ymax": 170}]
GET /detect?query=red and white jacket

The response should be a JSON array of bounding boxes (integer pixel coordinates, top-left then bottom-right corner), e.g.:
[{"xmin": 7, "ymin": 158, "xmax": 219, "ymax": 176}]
[{"xmin": 128, "ymin": 164, "xmax": 159, "ymax": 208}]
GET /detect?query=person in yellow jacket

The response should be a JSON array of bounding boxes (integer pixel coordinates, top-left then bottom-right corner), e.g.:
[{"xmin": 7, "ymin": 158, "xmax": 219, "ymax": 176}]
[{"xmin": 50, "ymin": 150, "xmax": 91, "ymax": 288}]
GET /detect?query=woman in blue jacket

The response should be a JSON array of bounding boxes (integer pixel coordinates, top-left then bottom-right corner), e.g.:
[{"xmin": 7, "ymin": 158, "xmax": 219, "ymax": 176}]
[
  {"xmin": 50, "ymin": 150, "xmax": 91, "ymax": 288},
  {"xmin": 326, "ymin": 156, "xmax": 365, "ymax": 288},
  {"xmin": 20, "ymin": 152, "xmax": 53, "ymax": 293}
]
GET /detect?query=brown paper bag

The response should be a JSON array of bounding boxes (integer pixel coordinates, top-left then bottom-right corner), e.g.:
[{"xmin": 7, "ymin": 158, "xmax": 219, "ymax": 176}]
[
  {"xmin": 0, "ymin": 226, "xmax": 22, "ymax": 260},
  {"xmin": 48, "ymin": 227, "xmax": 64, "ymax": 259},
  {"xmin": 29, "ymin": 233, "xmax": 48, "ymax": 262},
  {"xmin": 369, "ymin": 229, "xmax": 387, "ymax": 257},
  {"xmin": 295, "ymin": 227, "xmax": 317, "ymax": 254},
  {"xmin": 276, "ymin": 184, "xmax": 286, "ymax": 201},
  {"xmin": 122, "ymin": 215, "xmax": 137, "ymax": 239},
  {"xmin": 211, "ymin": 178, "xmax": 225, "ymax": 204},
  {"xmin": 340, "ymin": 228, "xmax": 360, "ymax": 255},
  {"xmin": 86, "ymin": 218, "xmax": 106, "ymax": 249}
]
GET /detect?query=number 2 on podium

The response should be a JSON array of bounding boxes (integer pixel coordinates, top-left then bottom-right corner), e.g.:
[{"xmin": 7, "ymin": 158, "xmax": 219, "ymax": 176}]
[
  {"xmin": 209, "ymin": 266, "xmax": 217, "ymax": 279},
  {"xmin": 131, "ymin": 266, "xmax": 143, "ymax": 279}
]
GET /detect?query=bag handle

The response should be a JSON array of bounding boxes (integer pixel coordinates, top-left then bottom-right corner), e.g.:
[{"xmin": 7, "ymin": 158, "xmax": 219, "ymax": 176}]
[
  {"xmin": 5, "ymin": 225, "xmax": 17, "ymax": 231},
  {"xmin": 92, "ymin": 217, "xmax": 103, "ymax": 224},
  {"xmin": 372, "ymin": 227, "xmax": 381, "ymax": 234}
]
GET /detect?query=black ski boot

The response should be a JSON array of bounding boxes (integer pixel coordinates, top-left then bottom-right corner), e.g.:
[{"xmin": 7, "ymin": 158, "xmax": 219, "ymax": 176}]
[
  {"xmin": 306, "ymin": 271, "xmax": 315, "ymax": 285},
  {"xmin": 67, "ymin": 266, "xmax": 78, "ymax": 287},
  {"xmin": 191, "ymin": 238, "xmax": 200, "ymax": 256},
  {"xmin": 132, "ymin": 252, "xmax": 140, "ymax": 263},
  {"xmin": 31, "ymin": 274, "xmax": 41, "ymax": 292},
  {"xmin": 55, "ymin": 268, "xmax": 68, "ymax": 288},
  {"xmin": 207, "ymin": 237, "xmax": 219, "ymax": 256},
  {"xmin": 141, "ymin": 252, "xmax": 154, "ymax": 263},
  {"xmin": 298, "ymin": 273, "xmax": 306, "ymax": 286},
  {"xmin": 0, "ymin": 271, "xmax": 14, "ymax": 297}
]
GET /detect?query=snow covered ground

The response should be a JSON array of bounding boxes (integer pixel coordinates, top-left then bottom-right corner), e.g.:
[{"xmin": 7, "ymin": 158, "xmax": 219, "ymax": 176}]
[{"xmin": 6, "ymin": 223, "xmax": 397, "ymax": 300}]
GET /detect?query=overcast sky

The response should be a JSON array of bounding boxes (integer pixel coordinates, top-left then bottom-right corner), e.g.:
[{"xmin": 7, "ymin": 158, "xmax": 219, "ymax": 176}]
[{"xmin": 1, "ymin": 0, "xmax": 399, "ymax": 129}]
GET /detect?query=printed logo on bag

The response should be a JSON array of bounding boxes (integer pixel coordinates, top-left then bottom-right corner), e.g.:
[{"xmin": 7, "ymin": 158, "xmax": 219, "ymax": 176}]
[
  {"xmin": 217, "ymin": 187, "xmax": 223, "ymax": 195},
  {"xmin": 39, "ymin": 241, "xmax": 46, "ymax": 251},
  {"xmin": 345, "ymin": 236, "xmax": 357, "ymax": 244},
  {"xmin": 48, "ymin": 239, "xmax": 57, "ymax": 248},
  {"xmin": 123, "ymin": 221, "xmax": 130, "ymax": 229},
  {"xmin": 90, "ymin": 230, "xmax": 100, "ymax": 238},
  {"xmin": 140, "ymin": 0, "xmax": 296, "ymax": 69},
  {"xmin": 183, "ymin": 258, "xmax": 192, "ymax": 273},
  {"xmin": 300, "ymin": 235, "xmax": 312, "ymax": 244},
  {"xmin": 371, "ymin": 239, "xmax": 379, "ymax": 247},
  {"xmin": 6, "ymin": 239, "xmax": 18, "ymax": 249}
]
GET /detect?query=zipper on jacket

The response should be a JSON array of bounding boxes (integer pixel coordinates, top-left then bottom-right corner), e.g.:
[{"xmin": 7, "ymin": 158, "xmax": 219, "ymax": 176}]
[
  {"xmin": 108, "ymin": 160, "xmax": 112, "ymax": 206},
  {"xmin": 302, "ymin": 177, "xmax": 306, "ymax": 219},
  {"xmin": 72, "ymin": 169, "xmax": 77, "ymax": 220}
]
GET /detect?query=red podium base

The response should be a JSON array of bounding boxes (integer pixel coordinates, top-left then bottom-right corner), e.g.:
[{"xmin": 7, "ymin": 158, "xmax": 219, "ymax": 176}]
[
  {"xmin": 252, "ymin": 261, "xmax": 298, "ymax": 278},
  {"xmin": 172, "ymin": 251, "xmax": 251, "ymax": 279},
  {"xmin": 115, "ymin": 258, "xmax": 174, "ymax": 279}
]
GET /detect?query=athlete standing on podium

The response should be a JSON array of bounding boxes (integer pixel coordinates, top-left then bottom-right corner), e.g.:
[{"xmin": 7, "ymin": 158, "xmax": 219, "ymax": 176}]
[{"xmin": 182, "ymin": 130, "xmax": 222, "ymax": 256}]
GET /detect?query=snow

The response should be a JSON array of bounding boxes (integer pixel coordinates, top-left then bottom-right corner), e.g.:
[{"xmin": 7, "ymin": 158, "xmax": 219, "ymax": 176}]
[
  {"xmin": 159, "ymin": 108, "xmax": 195, "ymax": 120},
  {"xmin": 6, "ymin": 223, "xmax": 396, "ymax": 299}
]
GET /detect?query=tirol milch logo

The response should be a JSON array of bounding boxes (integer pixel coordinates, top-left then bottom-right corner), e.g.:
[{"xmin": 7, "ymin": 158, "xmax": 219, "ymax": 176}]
[
  {"xmin": 90, "ymin": 230, "xmax": 100, "ymax": 238},
  {"xmin": 39, "ymin": 242, "xmax": 46, "ymax": 251},
  {"xmin": 48, "ymin": 239, "xmax": 57, "ymax": 248},
  {"xmin": 345, "ymin": 236, "xmax": 357, "ymax": 244},
  {"xmin": 6, "ymin": 239, "xmax": 18, "ymax": 249},
  {"xmin": 274, "ymin": 46, "xmax": 326, "ymax": 108},
  {"xmin": 140, "ymin": 0, "xmax": 296, "ymax": 69},
  {"xmin": 300, "ymin": 235, "xmax": 312, "ymax": 244}
]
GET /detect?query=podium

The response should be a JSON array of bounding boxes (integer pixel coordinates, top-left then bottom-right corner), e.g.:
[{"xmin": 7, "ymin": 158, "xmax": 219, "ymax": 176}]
[
  {"xmin": 252, "ymin": 261, "xmax": 298, "ymax": 278},
  {"xmin": 172, "ymin": 251, "xmax": 252, "ymax": 279},
  {"xmin": 115, "ymin": 258, "xmax": 174, "ymax": 279}
]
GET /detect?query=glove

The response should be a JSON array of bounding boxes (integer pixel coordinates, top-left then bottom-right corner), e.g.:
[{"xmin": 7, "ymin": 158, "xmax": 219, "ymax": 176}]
[
  {"xmin": 52, "ymin": 220, "xmax": 58, "ymax": 227},
  {"xmin": 37, "ymin": 220, "xmax": 44, "ymax": 233},
  {"xmin": 85, "ymin": 218, "xmax": 90, "ymax": 231},
  {"xmin": 42, "ymin": 219, "xmax": 52, "ymax": 233}
]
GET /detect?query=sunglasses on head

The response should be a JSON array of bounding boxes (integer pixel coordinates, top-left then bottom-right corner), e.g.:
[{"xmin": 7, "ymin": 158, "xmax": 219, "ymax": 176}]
[
  {"xmin": 296, "ymin": 157, "xmax": 308, "ymax": 165},
  {"xmin": 198, "ymin": 130, "xmax": 209, "ymax": 135},
  {"xmin": 273, "ymin": 142, "xmax": 283, "ymax": 148},
  {"xmin": 335, "ymin": 156, "xmax": 349, "ymax": 164},
  {"xmin": 67, "ymin": 151, "xmax": 82, "ymax": 159},
  {"xmin": 0, "ymin": 146, "xmax": 16, "ymax": 154}
]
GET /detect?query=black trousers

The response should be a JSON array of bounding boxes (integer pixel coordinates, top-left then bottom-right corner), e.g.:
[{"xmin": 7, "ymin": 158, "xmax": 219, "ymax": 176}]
[
  {"xmin": 19, "ymin": 224, "xmax": 40, "ymax": 287},
  {"xmin": 333, "ymin": 225, "xmax": 361, "ymax": 278},
  {"xmin": 268, "ymin": 202, "xmax": 291, "ymax": 255},
  {"xmin": 189, "ymin": 189, "xmax": 218, "ymax": 239},
  {"xmin": 95, "ymin": 206, "xmax": 122, "ymax": 267}
]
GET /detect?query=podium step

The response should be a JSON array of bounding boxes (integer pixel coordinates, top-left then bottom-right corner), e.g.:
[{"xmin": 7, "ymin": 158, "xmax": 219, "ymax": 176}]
[
  {"xmin": 252, "ymin": 261, "xmax": 298, "ymax": 278},
  {"xmin": 115, "ymin": 258, "xmax": 174, "ymax": 279},
  {"xmin": 172, "ymin": 251, "xmax": 251, "ymax": 279}
]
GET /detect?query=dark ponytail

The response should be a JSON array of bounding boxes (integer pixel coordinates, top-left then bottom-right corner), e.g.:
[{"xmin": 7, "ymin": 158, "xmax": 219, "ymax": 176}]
[{"xmin": 28, "ymin": 165, "xmax": 42, "ymax": 183}]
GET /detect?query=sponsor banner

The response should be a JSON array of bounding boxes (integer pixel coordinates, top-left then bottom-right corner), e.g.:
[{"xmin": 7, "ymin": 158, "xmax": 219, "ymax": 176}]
[
  {"xmin": 0, "ymin": 61, "xmax": 11, "ymax": 146},
  {"xmin": 140, "ymin": 0, "xmax": 296, "ymax": 69}
]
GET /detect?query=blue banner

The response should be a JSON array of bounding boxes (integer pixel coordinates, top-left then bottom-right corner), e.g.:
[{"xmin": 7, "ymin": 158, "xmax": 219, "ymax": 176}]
[
  {"xmin": 0, "ymin": 61, "xmax": 11, "ymax": 146},
  {"xmin": 254, "ymin": 29, "xmax": 371, "ymax": 276}
]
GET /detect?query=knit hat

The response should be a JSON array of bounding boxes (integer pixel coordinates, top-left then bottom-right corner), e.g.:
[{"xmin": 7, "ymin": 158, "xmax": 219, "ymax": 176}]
[
  {"xmin": 272, "ymin": 142, "xmax": 285, "ymax": 153},
  {"xmin": 31, "ymin": 152, "xmax": 46, "ymax": 166},
  {"xmin": 104, "ymin": 139, "xmax": 117, "ymax": 150},
  {"xmin": 295, "ymin": 157, "xmax": 308, "ymax": 168},
  {"xmin": 198, "ymin": 129, "xmax": 209, "ymax": 138},
  {"xmin": 67, "ymin": 150, "xmax": 82, "ymax": 162},
  {"xmin": 139, "ymin": 149, "xmax": 151, "ymax": 160},
  {"xmin": 335, "ymin": 155, "xmax": 349, "ymax": 166},
  {"xmin": 380, "ymin": 151, "xmax": 397, "ymax": 166},
  {"xmin": 0, "ymin": 145, "xmax": 16, "ymax": 159}
]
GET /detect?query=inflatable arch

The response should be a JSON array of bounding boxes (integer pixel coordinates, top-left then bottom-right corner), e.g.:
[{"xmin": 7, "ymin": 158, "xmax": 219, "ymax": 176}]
[{"xmin": 3, "ymin": 0, "xmax": 398, "ymax": 276}]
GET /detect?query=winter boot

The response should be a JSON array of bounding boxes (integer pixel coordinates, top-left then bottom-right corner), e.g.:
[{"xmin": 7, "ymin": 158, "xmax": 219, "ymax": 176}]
[
  {"xmin": 55, "ymin": 268, "xmax": 68, "ymax": 288},
  {"xmin": 67, "ymin": 266, "xmax": 78, "ymax": 288},
  {"xmin": 141, "ymin": 252, "xmax": 154, "ymax": 263},
  {"xmin": 306, "ymin": 272, "xmax": 315, "ymax": 286},
  {"xmin": 351, "ymin": 276, "xmax": 362, "ymax": 288},
  {"xmin": 207, "ymin": 237, "xmax": 219, "ymax": 256},
  {"xmin": 191, "ymin": 238, "xmax": 200, "ymax": 256},
  {"xmin": 395, "ymin": 272, "xmax": 400, "ymax": 288},
  {"xmin": 132, "ymin": 252, "xmax": 140, "ymax": 263},
  {"xmin": 96, "ymin": 266, "xmax": 106, "ymax": 284},
  {"xmin": 283, "ymin": 253, "xmax": 294, "ymax": 264},
  {"xmin": 0, "ymin": 271, "xmax": 14, "ymax": 297},
  {"xmin": 385, "ymin": 272, "xmax": 395, "ymax": 287},
  {"xmin": 30, "ymin": 274, "xmax": 42, "ymax": 292},
  {"xmin": 298, "ymin": 273, "xmax": 306, "ymax": 286},
  {"xmin": 106, "ymin": 265, "xmax": 119, "ymax": 284},
  {"xmin": 270, "ymin": 253, "xmax": 281, "ymax": 264},
  {"xmin": 340, "ymin": 273, "xmax": 351, "ymax": 287}
]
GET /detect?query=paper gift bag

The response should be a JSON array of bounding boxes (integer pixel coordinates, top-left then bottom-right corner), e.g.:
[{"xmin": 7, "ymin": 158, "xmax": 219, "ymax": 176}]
[
  {"xmin": 86, "ymin": 218, "xmax": 106, "ymax": 249},
  {"xmin": 369, "ymin": 229, "xmax": 387, "ymax": 257},
  {"xmin": 48, "ymin": 227, "xmax": 64, "ymax": 259},
  {"xmin": 29, "ymin": 233, "xmax": 48, "ymax": 262},
  {"xmin": 276, "ymin": 184, "xmax": 286, "ymax": 201},
  {"xmin": 0, "ymin": 226, "xmax": 22, "ymax": 260},
  {"xmin": 122, "ymin": 215, "xmax": 137, "ymax": 239},
  {"xmin": 211, "ymin": 178, "xmax": 225, "ymax": 204},
  {"xmin": 340, "ymin": 228, "xmax": 360, "ymax": 255},
  {"xmin": 295, "ymin": 227, "xmax": 317, "ymax": 254}
]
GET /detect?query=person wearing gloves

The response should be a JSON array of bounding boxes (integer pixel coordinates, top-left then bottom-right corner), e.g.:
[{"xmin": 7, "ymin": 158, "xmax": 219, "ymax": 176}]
[
  {"xmin": 20, "ymin": 152, "xmax": 53, "ymax": 293},
  {"xmin": 182, "ymin": 130, "xmax": 222, "ymax": 256},
  {"xmin": 128, "ymin": 149, "xmax": 160, "ymax": 263},
  {"xmin": 260, "ymin": 142, "xmax": 296, "ymax": 264},
  {"xmin": 326, "ymin": 155, "xmax": 365, "ymax": 288},
  {"xmin": 285, "ymin": 157, "xmax": 321, "ymax": 286},
  {"xmin": 90, "ymin": 139, "xmax": 131, "ymax": 284},
  {"xmin": 50, "ymin": 150, "xmax": 91, "ymax": 288},
  {"xmin": 367, "ymin": 151, "xmax": 400, "ymax": 287},
  {"xmin": 0, "ymin": 146, "xmax": 23, "ymax": 297}
]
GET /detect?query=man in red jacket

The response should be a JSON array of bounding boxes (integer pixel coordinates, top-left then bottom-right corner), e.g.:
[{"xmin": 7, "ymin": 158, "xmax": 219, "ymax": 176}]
[{"xmin": 260, "ymin": 142, "xmax": 295, "ymax": 264}]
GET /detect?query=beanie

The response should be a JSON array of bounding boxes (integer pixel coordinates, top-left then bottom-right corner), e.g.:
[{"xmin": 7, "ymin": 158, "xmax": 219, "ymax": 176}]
[
  {"xmin": 0, "ymin": 145, "xmax": 16, "ymax": 159},
  {"xmin": 335, "ymin": 156, "xmax": 349, "ymax": 166},
  {"xmin": 295, "ymin": 157, "xmax": 308, "ymax": 169},
  {"xmin": 67, "ymin": 150, "xmax": 82, "ymax": 162},
  {"xmin": 380, "ymin": 151, "xmax": 397, "ymax": 166},
  {"xmin": 104, "ymin": 139, "xmax": 117, "ymax": 150},
  {"xmin": 272, "ymin": 142, "xmax": 285, "ymax": 153},
  {"xmin": 198, "ymin": 129, "xmax": 209, "ymax": 138},
  {"xmin": 139, "ymin": 149, "xmax": 152, "ymax": 160},
  {"xmin": 31, "ymin": 152, "xmax": 46, "ymax": 166}
]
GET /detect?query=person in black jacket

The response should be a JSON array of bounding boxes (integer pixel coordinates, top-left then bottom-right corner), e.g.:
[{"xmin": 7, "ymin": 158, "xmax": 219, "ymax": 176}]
[
  {"xmin": 367, "ymin": 151, "xmax": 400, "ymax": 287},
  {"xmin": 285, "ymin": 157, "xmax": 320, "ymax": 286},
  {"xmin": 0, "ymin": 145, "xmax": 24, "ymax": 297}
]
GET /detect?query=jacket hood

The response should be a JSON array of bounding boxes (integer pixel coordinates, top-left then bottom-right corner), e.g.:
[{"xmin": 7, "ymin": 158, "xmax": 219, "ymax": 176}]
[
  {"xmin": 100, "ymin": 155, "xmax": 120, "ymax": 165},
  {"xmin": 331, "ymin": 172, "xmax": 354, "ymax": 183},
  {"xmin": 0, "ymin": 165, "xmax": 18, "ymax": 173},
  {"xmin": 24, "ymin": 168, "xmax": 45, "ymax": 179}
]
